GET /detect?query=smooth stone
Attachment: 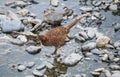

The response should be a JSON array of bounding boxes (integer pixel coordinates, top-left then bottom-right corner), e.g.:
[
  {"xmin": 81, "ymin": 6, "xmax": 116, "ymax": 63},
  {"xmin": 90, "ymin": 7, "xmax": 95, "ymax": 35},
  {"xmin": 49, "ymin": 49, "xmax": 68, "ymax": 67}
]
[
  {"xmin": 102, "ymin": 54, "xmax": 108, "ymax": 61},
  {"xmin": 63, "ymin": 53, "xmax": 83, "ymax": 66},
  {"xmin": 32, "ymin": 70, "xmax": 43, "ymax": 77},
  {"xmin": 81, "ymin": 42, "xmax": 96, "ymax": 51},
  {"xmin": 79, "ymin": 31, "xmax": 88, "ymax": 40},
  {"xmin": 111, "ymin": 73, "xmax": 120, "ymax": 77},
  {"xmin": 105, "ymin": 44, "xmax": 114, "ymax": 49},
  {"xmin": 17, "ymin": 9, "xmax": 29, "ymax": 15},
  {"xmin": 75, "ymin": 35, "xmax": 86, "ymax": 42},
  {"xmin": 50, "ymin": 0, "xmax": 59, "ymax": 7},
  {"xmin": 114, "ymin": 40, "xmax": 120, "ymax": 50},
  {"xmin": 109, "ymin": 4, "xmax": 118, "ymax": 11},
  {"xmin": 85, "ymin": 52, "xmax": 93, "ymax": 57},
  {"xmin": 94, "ymin": 68, "xmax": 104, "ymax": 72},
  {"xmin": 17, "ymin": 64, "xmax": 26, "ymax": 71},
  {"xmin": 36, "ymin": 64, "xmax": 46, "ymax": 70},
  {"xmin": 104, "ymin": 70, "xmax": 111, "ymax": 77},
  {"xmin": 112, "ymin": 23, "xmax": 120, "ymax": 32},
  {"xmin": 91, "ymin": 48, "xmax": 104, "ymax": 55},
  {"xmin": 113, "ymin": 58, "xmax": 120, "ymax": 62},
  {"xmin": 109, "ymin": 65, "xmax": 120, "ymax": 70},
  {"xmin": 86, "ymin": 29, "xmax": 96, "ymax": 39},
  {"xmin": 80, "ymin": 6, "xmax": 93, "ymax": 12},
  {"xmin": 26, "ymin": 62, "xmax": 35, "ymax": 68},
  {"xmin": 26, "ymin": 45, "xmax": 41, "ymax": 54},
  {"xmin": 0, "ymin": 15, "xmax": 22, "ymax": 32},
  {"xmin": 108, "ymin": 52, "xmax": 114, "ymax": 61},
  {"xmin": 96, "ymin": 36, "xmax": 110, "ymax": 47},
  {"xmin": 92, "ymin": 1, "xmax": 102, "ymax": 7},
  {"xmin": 17, "ymin": 35, "xmax": 27, "ymax": 43},
  {"xmin": 91, "ymin": 71, "xmax": 101, "ymax": 76},
  {"xmin": 114, "ymin": 0, "xmax": 120, "ymax": 3}
]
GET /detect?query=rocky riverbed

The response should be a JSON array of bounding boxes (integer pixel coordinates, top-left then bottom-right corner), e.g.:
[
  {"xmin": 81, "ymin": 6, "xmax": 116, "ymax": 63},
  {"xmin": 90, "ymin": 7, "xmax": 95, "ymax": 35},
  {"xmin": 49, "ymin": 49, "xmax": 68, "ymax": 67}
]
[{"xmin": 0, "ymin": 0, "xmax": 120, "ymax": 77}]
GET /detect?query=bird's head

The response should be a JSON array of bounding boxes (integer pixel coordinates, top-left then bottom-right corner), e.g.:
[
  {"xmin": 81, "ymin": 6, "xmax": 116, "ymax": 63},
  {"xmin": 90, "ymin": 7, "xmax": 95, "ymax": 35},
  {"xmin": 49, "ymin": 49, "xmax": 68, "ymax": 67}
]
[{"xmin": 38, "ymin": 35, "xmax": 48, "ymax": 42}]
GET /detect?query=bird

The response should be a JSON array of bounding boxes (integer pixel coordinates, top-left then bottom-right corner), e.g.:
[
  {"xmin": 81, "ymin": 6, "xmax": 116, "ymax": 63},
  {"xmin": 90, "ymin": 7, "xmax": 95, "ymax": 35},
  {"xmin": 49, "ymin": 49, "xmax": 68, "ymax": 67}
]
[{"xmin": 38, "ymin": 14, "xmax": 90, "ymax": 54}]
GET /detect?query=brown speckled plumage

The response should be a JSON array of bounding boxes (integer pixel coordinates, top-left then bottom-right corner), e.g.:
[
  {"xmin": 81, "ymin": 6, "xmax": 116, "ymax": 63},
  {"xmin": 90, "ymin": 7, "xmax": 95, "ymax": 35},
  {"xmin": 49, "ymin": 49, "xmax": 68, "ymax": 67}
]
[{"xmin": 38, "ymin": 14, "xmax": 89, "ymax": 54}]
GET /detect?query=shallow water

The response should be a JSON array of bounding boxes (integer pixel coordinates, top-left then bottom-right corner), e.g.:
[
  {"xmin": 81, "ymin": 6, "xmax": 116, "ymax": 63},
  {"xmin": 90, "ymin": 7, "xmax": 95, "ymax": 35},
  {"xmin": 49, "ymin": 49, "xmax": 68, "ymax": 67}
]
[{"xmin": 0, "ymin": 0, "xmax": 120, "ymax": 77}]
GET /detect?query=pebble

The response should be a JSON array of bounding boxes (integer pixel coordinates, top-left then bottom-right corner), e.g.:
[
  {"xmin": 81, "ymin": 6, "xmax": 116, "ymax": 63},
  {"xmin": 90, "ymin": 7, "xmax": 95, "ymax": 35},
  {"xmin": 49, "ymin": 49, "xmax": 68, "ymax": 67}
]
[
  {"xmin": 17, "ymin": 9, "xmax": 29, "ymax": 16},
  {"xmin": 105, "ymin": 44, "xmax": 114, "ymax": 49},
  {"xmin": 0, "ymin": 15, "xmax": 22, "ymax": 32},
  {"xmin": 81, "ymin": 42, "xmax": 96, "ymax": 51},
  {"xmin": 75, "ymin": 35, "xmax": 86, "ymax": 42},
  {"xmin": 109, "ymin": 4, "xmax": 118, "ymax": 11},
  {"xmin": 80, "ymin": 6, "xmax": 93, "ymax": 12},
  {"xmin": 25, "ymin": 75, "xmax": 34, "ymax": 77},
  {"xmin": 102, "ymin": 54, "xmax": 108, "ymax": 61},
  {"xmin": 50, "ymin": 0, "xmax": 59, "ymax": 7},
  {"xmin": 113, "ymin": 58, "xmax": 120, "ymax": 62},
  {"xmin": 32, "ymin": 70, "xmax": 43, "ymax": 77},
  {"xmin": 94, "ymin": 68, "xmax": 104, "ymax": 72},
  {"xmin": 104, "ymin": 70, "xmax": 111, "ymax": 77},
  {"xmin": 86, "ymin": 29, "xmax": 96, "ymax": 39},
  {"xmin": 36, "ymin": 64, "xmax": 46, "ymax": 70},
  {"xmin": 91, "ymin": 71, "xmax": 101, "ymax": 76},
  {"xmin": 96, "ymin": 36, "xmax": 110, "ymax": 47},
  {"xmin": 79, "ymin": 31, "xmax": 88, "ymax": 40},
  {"xmin": 26, "ymin": 45, "xmax": 41, "ymax": 54},
  {"xmin": 26, "ymin": 62, "xmax": 35, "ymax": 68},
  {"xmin": 112, "ymin": 23, "xmax": 120, "ymax": 32},
  {"xmin": 17, "ymin": 64, "xmax": 26, "ymax": 71},
  {"xmin": 91, "ymin": 48, "xmax": 104, "ymax": 55},
  {"xmin": 114, "ymin": 40, "xmax": 120, "ymax": 50},
  {"xmin": 17, "ymin": 35, "xmax": 27, "ymax": 43},
  {"xmin": 109, "ymin": 65, "xmax": 120, "ymax": 70},
  {"xmin": 63, "ymin": 53, "xmax": 83, "ymax": 66},
  {"xmin": 92, "ymin": 1, "xmax": 102, "ymax": 7}
]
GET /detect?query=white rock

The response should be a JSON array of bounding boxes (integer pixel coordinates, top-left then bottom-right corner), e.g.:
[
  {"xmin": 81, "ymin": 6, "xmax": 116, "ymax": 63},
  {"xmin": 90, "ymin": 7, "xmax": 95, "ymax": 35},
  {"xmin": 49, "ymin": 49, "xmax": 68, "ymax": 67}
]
[
  {"xmin": 63, "ymin": 53, "xmax": 83, "ymax": 65},
  {"xmin": 0, "ymin": 15, "xmax": 22, "ymax": 32},
  {"xmin": 26, "ymin": 45, "xmax": 41, "ymax": 54},
  {"xmin": 109, "ymin": 65, "xmax": 120, "ymax": 70},
  {"xmin": 109, "ymin": 4, "xmax": 118, "ymax": 11},
  {"xmin": 96, "ymin": 36, "xmax": 110, "ymax": 47},
  {"xmin": 17, "ymin": 64, "xmax": 26, "ymax": 71},
  {"xmin": 82, "ymin": 42, "xmax": 96, "ymax": 51},
  {"xmin": 32, "ymin": 70, "xmax": 43, "ymax": 76},
  {"xmin": 50, "ymin": 0, "xmax": 59, "ymax": 7},
  {"xmin": 17, "ymin": 35, "xmax": 27, "ymax": 43},
  {"xmin": 17, "ymin": 9, "xmax": 29, "ymax": 15},
  {"xmin": 87, "ymin": 29, "xmax": 96, "ymax": 39},
  {"xmin": 26, "ymin": 62, "xmax": 35, "ymax": 68},
  {"xmin": 102, "ymin": 54, "xmax": 108, "ymax": 61},
  {"xmin": 79, "ymin": 31, "xmax": 88, "ymax": 40},
  {"xmin": 36, "ymin": 64, "xmax": 46, "ymax": 70},
  {"xmin": 80, "ymin": 6, "xmax": 93, "ymax": 12},
  {"xmin": 94, "ymin": 68, "xmax": 104, "ymax": 72}
]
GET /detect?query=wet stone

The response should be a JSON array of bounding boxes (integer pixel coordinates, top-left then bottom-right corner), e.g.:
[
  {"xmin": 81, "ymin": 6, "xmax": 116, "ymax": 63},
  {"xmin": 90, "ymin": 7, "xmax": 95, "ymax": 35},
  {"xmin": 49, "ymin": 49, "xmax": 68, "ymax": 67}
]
[
  {"xmin": 36, "ymin": 64, "xmax": 46, "ymax": 70},
  {"xmin": 81, "ymin": 42, "xmax": 96, "ymax": 51},
  {"xmin": 26, "ymin": 62, "xmax": 35, "ymax": 68},
  {"xmin": 26, "ymin": 45, "xmax": 41, "ymax": 54},
  {"xmin": 17, "ymin": 64, "xmax": 26, "ymax": 72},
  {"xmin": 63, "ymin": 53, "xmax": 83, "ymax": 66},
  {"xmin": 32, "ymin": 70, "xmax": 43, "ymax": 77},
  {"xmin": 91, "ymin": 48, "xmax": 104, "ymax": 55}
]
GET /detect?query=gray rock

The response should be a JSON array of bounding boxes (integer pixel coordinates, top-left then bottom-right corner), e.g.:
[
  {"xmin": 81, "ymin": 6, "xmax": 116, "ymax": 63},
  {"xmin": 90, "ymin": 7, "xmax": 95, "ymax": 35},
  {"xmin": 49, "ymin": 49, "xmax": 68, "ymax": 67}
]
[
  {"xmin": 79, "ymin": 31, "xmax": 88, "ymax": 40},
  {"xmin": 32, "ymin": 70, "xmax": 43, "ymax": 77},
  {"xmin": 109, "ymin": 65, "xmax": 120, "ymax": 70},
  {"xmin": 63, "ymin": 53, "xmax": 83, "ymax": 65},
  {"xmin": 112, "ymin": 23, "xmax": 120, "ymax": 32},
  {"xmin": 104, "ymin": 70, "xmax": 111, "ymax": 77},
  {"xmin": 109, "ymin": 4, "xmax": 118, "ymax": 11},
  {"xmin": 111, "ymin": 73, "xmax": 120, "ymax": 77},
  {"xmin": 17, "ymin": 35, "xmax": 27, "ymax": 43},
  {"xmin": 25, "ymin": 75, "xmax": 34, "ymax": 77},
  {"xmin": 92, "ymin": 1, "xmax": 102, "ymax": 7},
  {"xmin": 86, "ymin": 29, "xmax": 96, "ymax": 39},
  {"xmin": 50, "ymin": 0, "xmax": 59, "ymax": 7},
  {"xmin": 91, "ymin": 48, "xmax": 104, "ymax": 55},
  {"xmin": 81, "ymin": 42, "xmax": 96, "ymax": 51},
  {"xmin": 75, "ymin": 35, "xmax": 86, "ymax": 42},
  {"xmin": 26, "ymin": 45, "xmax": 41, "ymax": 54},
  {"xmin": 17, "ymin": 64, "xmax": 26, "ymax": 71},
  {"xmin": 114, "ymin": 40, "xmax": 120, "ymax": 50},
  {"xmin": 26, "ymin": 62, "xmax": 35, "ymax": 68},
  {"xmin": 80, "ymin": 6, "xmax": 93, "ymax": 12},
  {"xmin": 105, "ymin": 44, "xmax": 114, "ymax": 49},
  {"xmin": 36, "ymin": 64, "xmax": 46, "ymax": 70},
  {"xmin": 0, "ymin": 15, "xmax": 22, "ymax": 32},
  {"xmin": 118, "ymin": 51, "xmax": 120, "ymax": 56}
]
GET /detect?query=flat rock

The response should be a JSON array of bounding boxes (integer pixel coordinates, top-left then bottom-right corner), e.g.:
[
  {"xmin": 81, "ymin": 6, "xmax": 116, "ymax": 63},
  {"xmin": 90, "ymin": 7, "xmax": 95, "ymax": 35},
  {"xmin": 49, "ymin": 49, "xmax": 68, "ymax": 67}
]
[
  {"xmin": 63, "ymin": 53, "xmax": 83, "ymax": 66},
  {"xmin": 17, "ymin": 64, "xmax": 26, "ymax": 71},
  {"xmin": 26, "ymin": 45, "xmax": 41, "ymax": 54},
  {"xmin": 80, "ymin": 6, "xmax": 93, "ymax": 12},
  {"xmin": 81, "ymin": 42, "xmax": 96, "ymax": 51}
]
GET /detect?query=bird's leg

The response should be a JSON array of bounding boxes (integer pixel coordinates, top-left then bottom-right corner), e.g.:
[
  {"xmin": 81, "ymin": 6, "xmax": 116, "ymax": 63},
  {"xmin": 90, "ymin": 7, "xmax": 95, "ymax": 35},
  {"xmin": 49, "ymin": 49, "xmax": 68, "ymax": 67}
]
[{"xmin": 52, "ymin": 47, "xmax": 58, "ymax": 55}]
